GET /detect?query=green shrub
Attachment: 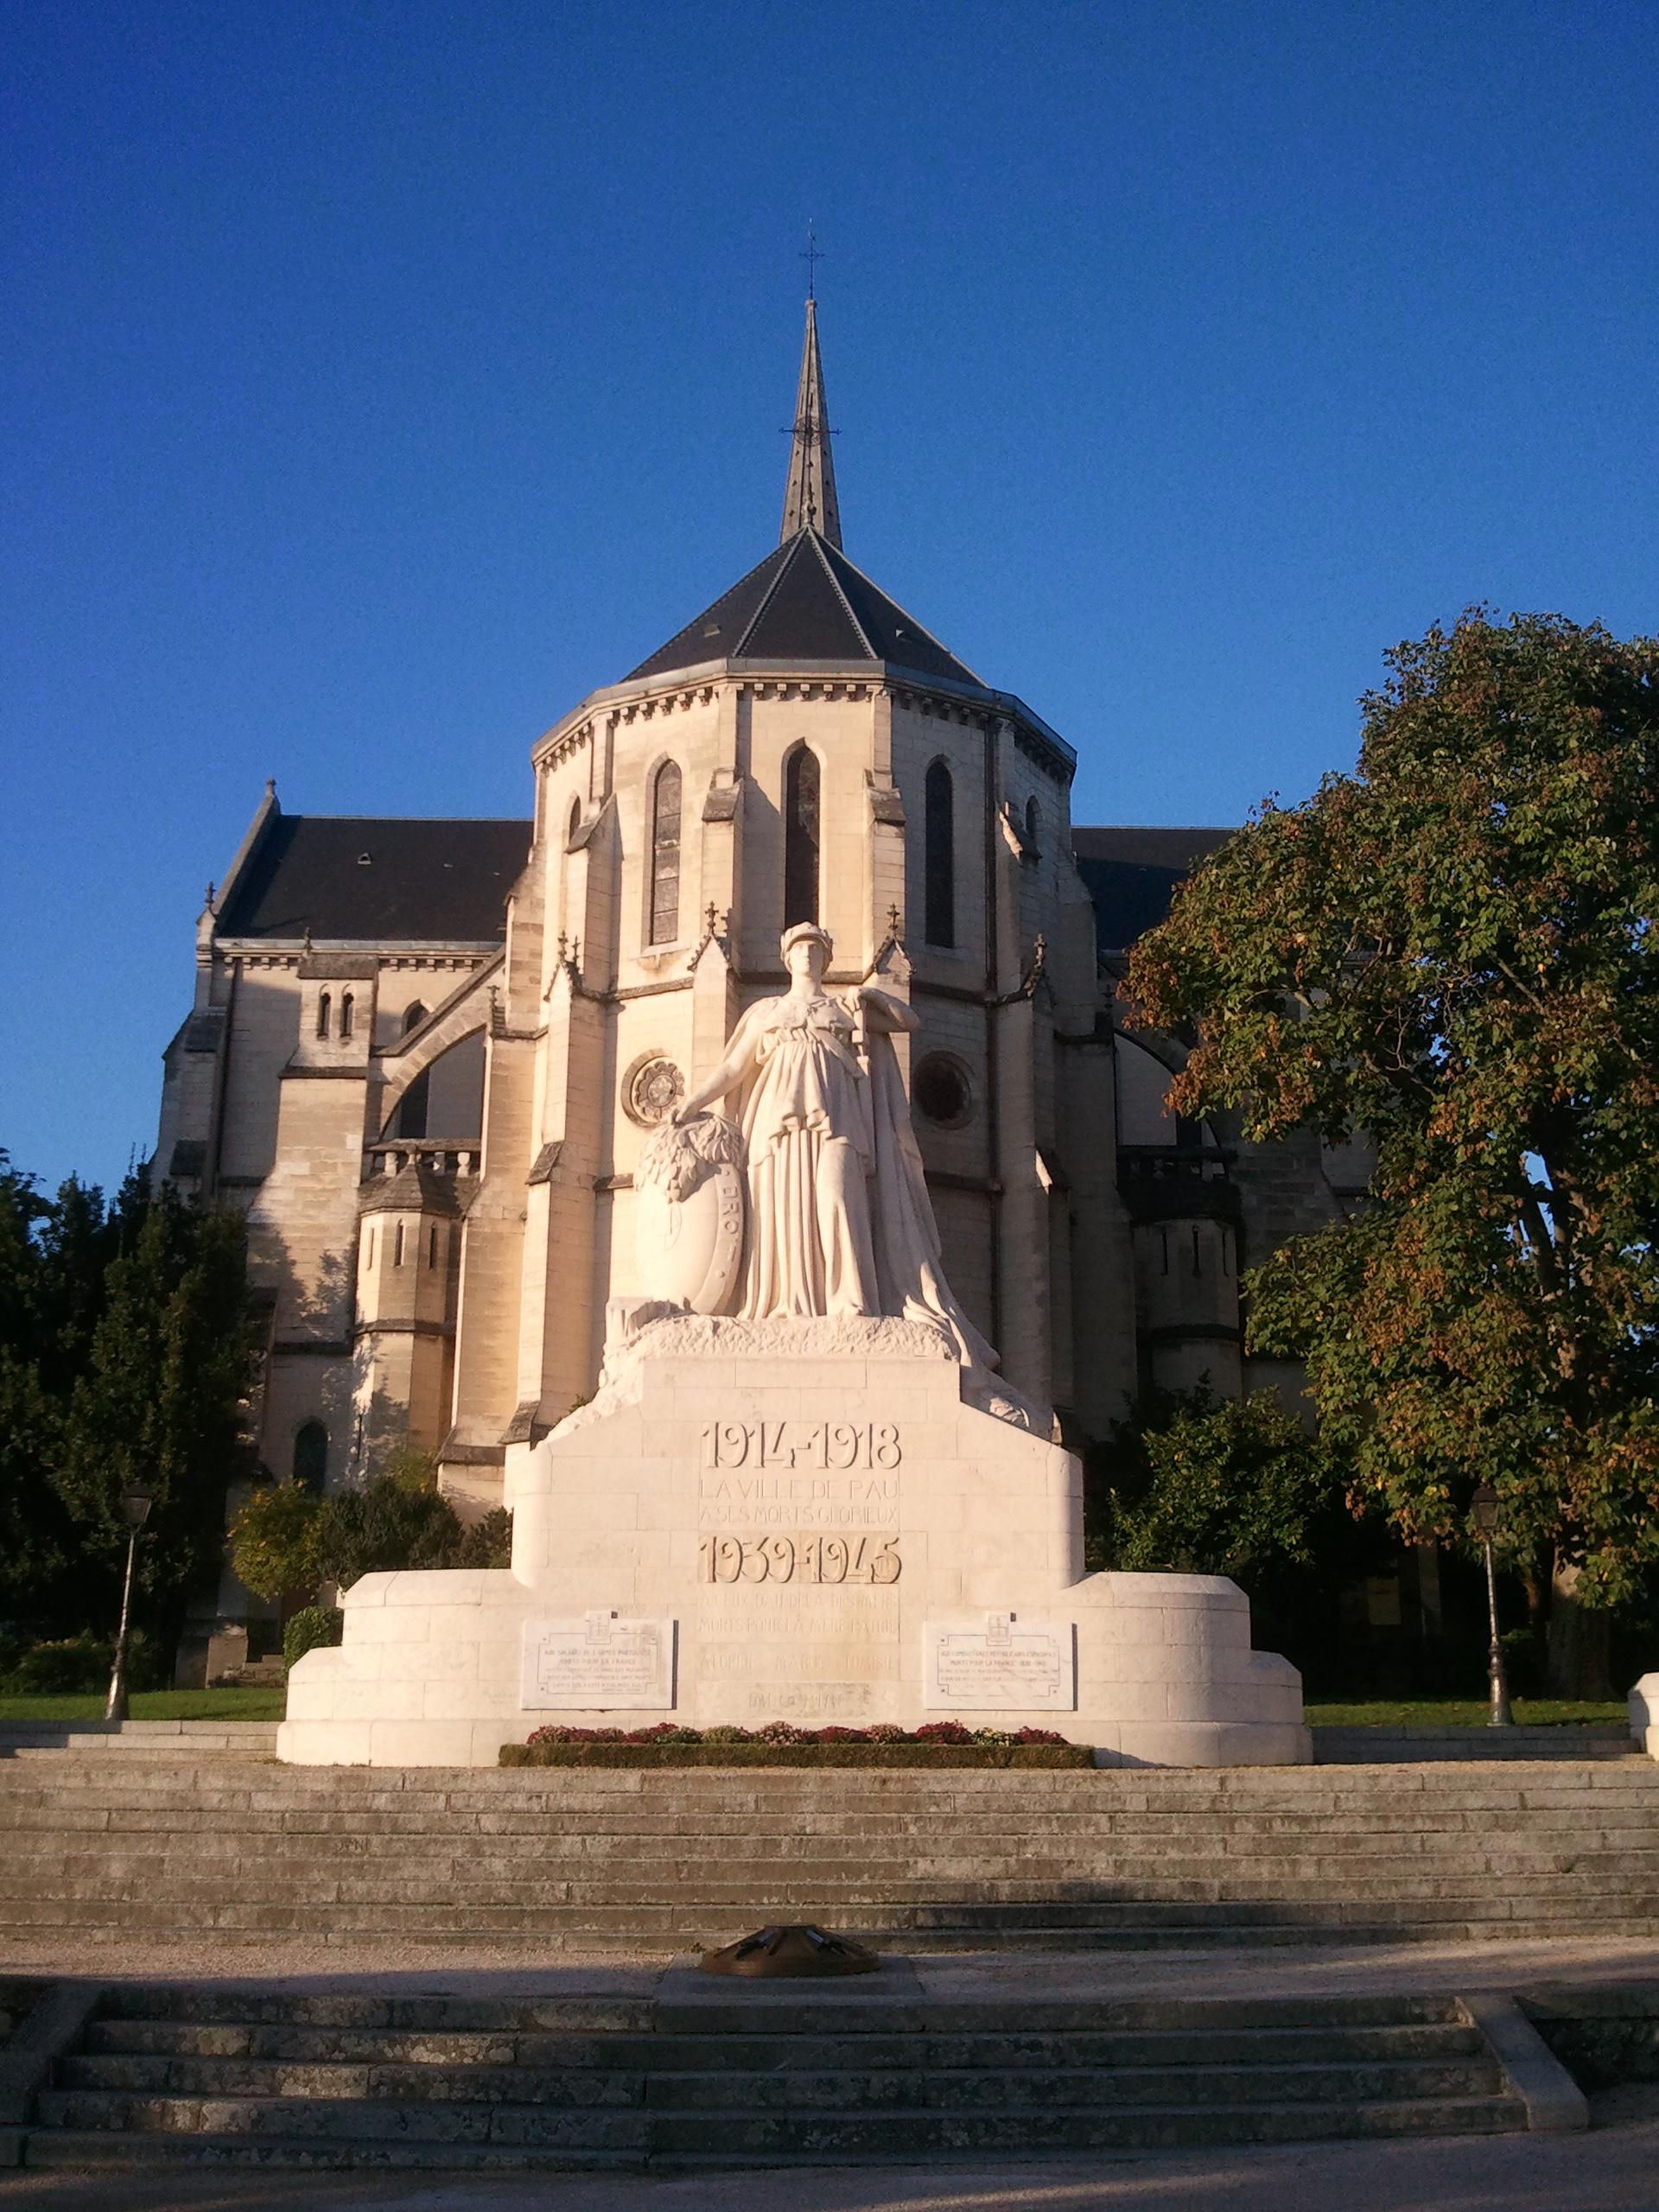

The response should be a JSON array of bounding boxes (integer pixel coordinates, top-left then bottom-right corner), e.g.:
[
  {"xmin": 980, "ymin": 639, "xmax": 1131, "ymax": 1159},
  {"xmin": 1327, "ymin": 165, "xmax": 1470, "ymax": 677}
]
[
  {"xmin": 0, "ymin": 1630, "xmax": 164, "ymax": 1694},
  {"xmin": 232, "ymin": 1472, "xmax": 513, "ymax": 1603},
  {"xmin": 454, "ymin": 1508, "xmax": 512, "ymax": 1570},
  {"xmin": 283, "ymin": 1605, "xmax": 343, "ymax": 1670}
]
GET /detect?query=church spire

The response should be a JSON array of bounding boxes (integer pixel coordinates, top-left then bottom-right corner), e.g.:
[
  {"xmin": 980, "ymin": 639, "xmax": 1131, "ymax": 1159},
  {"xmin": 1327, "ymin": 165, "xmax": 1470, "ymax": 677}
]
[{"xmin": 779, "ymin": 294, "xmax": 842, "ymax": 548}]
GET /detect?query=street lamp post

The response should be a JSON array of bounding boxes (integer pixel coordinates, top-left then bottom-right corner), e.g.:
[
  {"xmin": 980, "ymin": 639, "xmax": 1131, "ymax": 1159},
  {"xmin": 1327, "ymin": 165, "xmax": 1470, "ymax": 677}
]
[
  {"xmin": 1471, "ymin": 1484, "xmax": 1514, "ymax": 1728},
  {"xmin": 105, "ymin": 1485, "xmax": 153, "ymax": 1726}
]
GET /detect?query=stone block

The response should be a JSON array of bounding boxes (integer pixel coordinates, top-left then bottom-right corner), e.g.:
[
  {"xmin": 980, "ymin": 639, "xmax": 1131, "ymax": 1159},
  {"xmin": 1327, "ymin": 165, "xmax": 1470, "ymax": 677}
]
[
  {"xmin": 1630, "ymin": 1673, "xmax": 1657, "ymax": 1759},
  {"xmin": 277, "ymin": 1334, "xmax": 1307, "ymax": 1767}
]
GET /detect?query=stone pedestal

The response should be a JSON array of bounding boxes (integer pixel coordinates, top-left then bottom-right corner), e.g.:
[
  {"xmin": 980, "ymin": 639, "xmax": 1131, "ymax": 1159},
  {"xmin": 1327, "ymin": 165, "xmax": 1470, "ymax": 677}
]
[
  {"xmin": 1632, "ymin": 1674, "xmax": 1658, "ymax": 1761},
  {"xmin": 279, "ymin": 1323, "xmax": 1310, "ymax": 1767}
]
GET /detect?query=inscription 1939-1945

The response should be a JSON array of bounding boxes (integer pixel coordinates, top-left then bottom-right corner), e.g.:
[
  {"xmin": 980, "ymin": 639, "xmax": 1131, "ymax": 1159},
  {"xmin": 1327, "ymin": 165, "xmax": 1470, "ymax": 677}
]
[
  {"xmin": 702, "ymin": 1421, "xmax": 900, "ymax": 1471},
  {"xmin": 698, "ymin": 1533, "xmax": 901, "ymax": 1585}
]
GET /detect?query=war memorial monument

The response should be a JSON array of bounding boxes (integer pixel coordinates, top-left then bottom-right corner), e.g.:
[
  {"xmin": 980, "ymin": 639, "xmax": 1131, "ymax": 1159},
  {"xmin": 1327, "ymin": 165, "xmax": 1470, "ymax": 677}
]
[{"xmin": 281, "ymin": 917, "xmax": 1307, "ymax": 1766}]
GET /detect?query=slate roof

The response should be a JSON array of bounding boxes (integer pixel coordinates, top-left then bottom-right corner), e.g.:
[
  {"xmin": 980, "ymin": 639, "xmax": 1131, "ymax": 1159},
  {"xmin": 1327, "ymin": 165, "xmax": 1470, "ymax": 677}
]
[
  {"xmin": 216, "ymin": 816, "xmax": 531, "ymax": 944},
  {"xmin": 1071, "ymin": 825, "xmax": 1235, "ymax": 953},
  {"xmin": 626, "ymin": 528, "xmax": 982, "ymax": 690}
]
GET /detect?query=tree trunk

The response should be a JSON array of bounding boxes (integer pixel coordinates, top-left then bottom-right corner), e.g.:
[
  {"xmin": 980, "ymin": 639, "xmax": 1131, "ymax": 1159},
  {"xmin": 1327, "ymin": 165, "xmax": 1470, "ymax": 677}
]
[{"xmin": 1544, "ymin": 1559, "xmax": 1612, "ymax": 1700}]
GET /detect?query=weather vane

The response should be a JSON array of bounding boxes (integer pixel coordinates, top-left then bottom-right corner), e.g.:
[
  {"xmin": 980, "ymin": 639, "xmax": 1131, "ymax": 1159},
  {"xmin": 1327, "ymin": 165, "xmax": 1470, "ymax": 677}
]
[{"xmin": 801, "ymin": 221, "xmax": 824, "ymax": 300}]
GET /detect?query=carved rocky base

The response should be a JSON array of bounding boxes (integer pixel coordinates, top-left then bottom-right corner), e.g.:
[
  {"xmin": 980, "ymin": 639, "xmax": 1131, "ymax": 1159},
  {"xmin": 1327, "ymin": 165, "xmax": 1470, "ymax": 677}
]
[{"xmin": 280, "ymin": 1336, "xmax": 1310, "ymax": 1769}]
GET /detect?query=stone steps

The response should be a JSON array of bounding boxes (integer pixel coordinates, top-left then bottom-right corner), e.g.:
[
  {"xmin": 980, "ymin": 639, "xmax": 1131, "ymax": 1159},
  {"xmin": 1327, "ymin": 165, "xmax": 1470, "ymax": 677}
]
[
  {"xmin": 0, "ymin": 1724, "xmax": 279, "ymax": 1760},
  {"xmin": 17, "ymin": 1986, "xmax": 1529, "ymax": 2170},
  {"xmin": 3, "ymin": 1756, "xmax": 1656, "ymax": 1952},
  {"xmin": 84, "ymin": 2018, "xmax": 1490, "ymax": 2068}
]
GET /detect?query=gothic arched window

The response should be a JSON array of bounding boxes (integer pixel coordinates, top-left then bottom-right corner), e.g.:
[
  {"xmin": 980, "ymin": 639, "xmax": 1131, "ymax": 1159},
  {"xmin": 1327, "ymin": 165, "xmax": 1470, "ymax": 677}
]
[
  {"xmin": 784, "ymin": 746, "xmax": 820, "ymax": 928},
  {"xmin": 340, "ymin": 991, "xmax": 354, "ymax": 1041},
  {"xmin": 293, "ymin": 1421, "xmax": 327, "ymax": 1497},
  {"xmin": 924, "ymin": 759, "xmax": 955, "ymax": 948},
  {"xmin": 316, "ymin": 991, "xmax": 332, "ymax": 1039},
  {"xmin": 649, "ymin": 760, "xmax": 682, "ymax": 945},
  {"xmin": 402, "ymin": 1001, "xmax": 427, "ymax": 1036}
]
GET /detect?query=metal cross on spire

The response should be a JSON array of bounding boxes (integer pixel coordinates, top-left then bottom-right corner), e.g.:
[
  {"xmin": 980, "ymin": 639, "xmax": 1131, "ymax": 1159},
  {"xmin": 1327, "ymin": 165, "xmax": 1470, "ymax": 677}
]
[
  {"xmin": 801, "ymin": 219, "xmax": 824, "ymax": 302},
  {"xmin": 779, "ymin": 231, "xmax": 842, "ymax": 548}
]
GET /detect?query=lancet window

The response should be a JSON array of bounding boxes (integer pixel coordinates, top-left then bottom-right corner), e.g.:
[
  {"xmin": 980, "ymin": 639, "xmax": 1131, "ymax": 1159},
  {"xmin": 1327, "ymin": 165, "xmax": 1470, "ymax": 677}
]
[
  {"xmin": 924, "ymin": 759, "xmax": 955, "ymax": 948},
  {"xmin": 649, "ymin": 760, "xmax": 682, "ymax": 945},
  {"xmin": 316, "ymin": 992, "xmax": 331, "ymax": 1039},
  {"xmin": 784, "ymin": 745, "xmax": 820, "ymax": 927}
]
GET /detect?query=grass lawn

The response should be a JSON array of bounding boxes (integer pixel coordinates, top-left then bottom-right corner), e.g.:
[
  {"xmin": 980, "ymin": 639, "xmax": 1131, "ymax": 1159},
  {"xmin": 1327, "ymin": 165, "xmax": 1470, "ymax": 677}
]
[
  {"xmin": 1304, "ymin": 1698, "xmax": 1630, "ymax": 1727},
  {"xmin": 0, "ymin": 1689, "xmax": 285, "ymax": 1722}
]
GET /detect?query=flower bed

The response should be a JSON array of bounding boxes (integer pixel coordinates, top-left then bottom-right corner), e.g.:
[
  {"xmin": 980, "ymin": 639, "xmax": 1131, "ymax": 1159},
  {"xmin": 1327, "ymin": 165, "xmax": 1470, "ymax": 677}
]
[{"xmin": 499, "ymin": 1720, "xmax": 1094, "ymax": 1770}]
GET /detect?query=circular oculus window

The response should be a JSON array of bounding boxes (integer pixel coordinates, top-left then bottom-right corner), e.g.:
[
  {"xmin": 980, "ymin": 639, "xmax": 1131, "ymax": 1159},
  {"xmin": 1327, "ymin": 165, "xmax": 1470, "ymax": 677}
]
[
  {"xmin": 622, "ymin": 1054, "xmax": 685, "ymax": 1128},
  {"xmin": 912, "ymin": 1052, "xmax": 975, "ymax": 1129}
]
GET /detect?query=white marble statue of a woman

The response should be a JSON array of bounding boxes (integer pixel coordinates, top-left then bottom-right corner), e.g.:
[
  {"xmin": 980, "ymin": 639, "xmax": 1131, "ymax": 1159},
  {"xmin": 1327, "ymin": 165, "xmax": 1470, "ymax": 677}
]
[{"xmin": 671, "ymin": 923, "xmax": 999, "ymax": 1376}]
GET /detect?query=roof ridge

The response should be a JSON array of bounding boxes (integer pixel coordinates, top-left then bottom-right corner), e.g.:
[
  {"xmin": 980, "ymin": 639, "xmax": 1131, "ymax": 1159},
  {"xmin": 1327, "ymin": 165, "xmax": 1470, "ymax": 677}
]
[
  {"xmin": 805, "ymin": 530, "xmax": 877, "ymax": 657},
  {"xmin": 820, "ymin": 539, "xmax": 984, "ymax": 687},
  {"xmin": 283, "ymin": 814, "xmax": 532, "ymax": 827},
  {"xmin": 732, "ymin": 531, "xmax": 813, "ymax": 656}
]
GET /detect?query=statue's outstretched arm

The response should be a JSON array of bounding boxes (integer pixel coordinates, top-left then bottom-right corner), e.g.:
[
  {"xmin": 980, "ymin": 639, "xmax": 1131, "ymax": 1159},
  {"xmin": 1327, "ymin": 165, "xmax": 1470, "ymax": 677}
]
[{"xmin": 854, "ymin": 986, "xmax": 919, "ymax": 1036}]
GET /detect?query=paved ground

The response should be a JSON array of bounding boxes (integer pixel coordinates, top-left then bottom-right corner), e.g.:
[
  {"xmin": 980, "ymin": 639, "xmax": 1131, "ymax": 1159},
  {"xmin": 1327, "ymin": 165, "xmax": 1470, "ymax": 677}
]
[
  {"xmin": 7, "ymin": 2110, "xmax": 1659, "ymax": 2212},
  {"xmin": 5, "ymin": 1932, "xmax": 1659, "ymax": 2001}
]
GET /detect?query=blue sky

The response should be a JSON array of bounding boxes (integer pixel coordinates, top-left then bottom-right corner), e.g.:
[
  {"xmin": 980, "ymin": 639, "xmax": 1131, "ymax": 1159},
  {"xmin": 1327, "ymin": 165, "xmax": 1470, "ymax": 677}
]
[{"xmin": 4, "ymin": 0, "xmax": 1656, "ymax": 1194}]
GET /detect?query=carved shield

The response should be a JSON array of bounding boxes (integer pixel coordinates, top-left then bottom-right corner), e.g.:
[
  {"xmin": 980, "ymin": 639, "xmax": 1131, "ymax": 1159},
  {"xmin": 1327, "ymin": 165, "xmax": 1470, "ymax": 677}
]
[{"xmin": 634, "ymin": 1116, "xmax": 746, "ymax": 1315}]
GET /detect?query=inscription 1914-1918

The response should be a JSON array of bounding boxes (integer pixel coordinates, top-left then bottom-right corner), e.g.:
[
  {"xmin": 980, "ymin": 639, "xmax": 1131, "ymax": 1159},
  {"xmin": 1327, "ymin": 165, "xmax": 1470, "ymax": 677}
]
[{"xmin": 702, "ymin": 1421, "xmax": 900, "ymax": 1471}]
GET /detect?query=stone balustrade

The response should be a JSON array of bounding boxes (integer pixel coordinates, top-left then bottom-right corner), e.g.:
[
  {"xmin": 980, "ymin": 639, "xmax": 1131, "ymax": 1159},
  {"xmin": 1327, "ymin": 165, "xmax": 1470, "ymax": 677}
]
[{"xmin": 362, "ymin": 1141, "xmax": 480, "ymax": 1179}]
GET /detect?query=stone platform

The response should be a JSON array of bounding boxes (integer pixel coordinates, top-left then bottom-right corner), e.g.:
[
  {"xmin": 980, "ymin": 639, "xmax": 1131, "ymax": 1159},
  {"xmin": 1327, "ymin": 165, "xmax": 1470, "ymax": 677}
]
[
  {"xmin": 3, "ymin": 1755, "xmax": 1657, "ymax": 1955},
  {"xmin": 280, "ymin": 1326, "xmax": 1306, "ymax": 1768}
]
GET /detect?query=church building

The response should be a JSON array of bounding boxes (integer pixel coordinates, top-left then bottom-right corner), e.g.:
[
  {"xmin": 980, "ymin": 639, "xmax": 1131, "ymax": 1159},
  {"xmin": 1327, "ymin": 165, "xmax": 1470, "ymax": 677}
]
[{"xmin": 155, "ymin": 302, "xmax": 1364, "ymax": 1558}]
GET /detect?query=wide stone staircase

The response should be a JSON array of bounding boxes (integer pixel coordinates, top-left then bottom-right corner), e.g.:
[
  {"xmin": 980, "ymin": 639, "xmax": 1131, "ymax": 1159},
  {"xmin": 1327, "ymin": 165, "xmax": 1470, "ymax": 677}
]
[
  {"xmin": 20, "ymin": 1983, "xmax": 1529, "ymax": 2171},
  {"xmin": 2, "ymin": 1757, "xmax": 1657, "ymax": 1950}
]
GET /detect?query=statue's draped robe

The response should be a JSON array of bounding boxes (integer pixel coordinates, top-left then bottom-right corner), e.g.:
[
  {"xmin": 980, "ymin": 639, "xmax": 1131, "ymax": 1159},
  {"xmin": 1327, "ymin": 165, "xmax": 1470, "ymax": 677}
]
[
  {"xmin": 737, "ymin": 995, "xmax": 878, "ymax": 1319},
  {"xmin": 732, "ymin": 989, "xmax": 999, "ymax": 1376}
]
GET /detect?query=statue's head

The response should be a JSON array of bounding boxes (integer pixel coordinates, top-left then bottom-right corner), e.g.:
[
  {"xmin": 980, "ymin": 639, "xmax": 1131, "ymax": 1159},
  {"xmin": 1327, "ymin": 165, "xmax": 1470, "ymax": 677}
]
[{"xmin": 780, "ymin": 923, "xmax": 833, "ymax": 982}]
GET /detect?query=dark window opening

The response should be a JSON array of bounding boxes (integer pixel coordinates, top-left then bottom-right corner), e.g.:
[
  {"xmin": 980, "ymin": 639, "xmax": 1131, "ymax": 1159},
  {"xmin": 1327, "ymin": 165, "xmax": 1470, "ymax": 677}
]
[
  {"xmin": 649, "ymin": 761, "xmax": 682, "ymax": 945},
  {"xmin": 340, "ymin": 992, "xmax": 354, "ymax": 1041},
  {"xmin": 428, "ymin": 1224, "xmax": 439, "ymax": 1268},
  {"xmin": 391, "ymin": 1068, "xmax": 429, "ymax": 1141},
  {"xmin": 394, "ymin": 1222, "xmax": 405, "ymax": 1268},
  {"xmin": 293, "ymin": 1421, "xmax": 327, "ymax": 1497},
  {"xmin": 316, "ymin": 991, "xmax": 331, "ymax": 1039},
  {"xmin": 924, "ymin": 760, "xmax": 955, "ymax": 947},
  {"xmin": 402, "ymin": 1001, "xmax": 427, "ymax": 1036},
  {"xmin": 1025, "ymin": 796, "xmax": 1041, "ymax": 854},
  {"xmin": 784, "ymin": 747, "xmax": 820, "ymax": 928}
]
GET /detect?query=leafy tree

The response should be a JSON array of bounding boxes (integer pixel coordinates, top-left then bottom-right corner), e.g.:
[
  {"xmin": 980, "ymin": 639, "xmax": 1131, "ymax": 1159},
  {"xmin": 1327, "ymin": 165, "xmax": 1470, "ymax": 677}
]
[
  {"xmin": 56, "ymin": 1191, "xmax": 254, "ymax": 1656},
  {"xmin": 1129, "ymin": 611, "xmax": 1659, "ymax": 1694},
  {"xmin": 0, "ymin": 1154, "xmax": 255, "ymax": 1657},
  {"xmin": 1098, "ymin": 1389, "xmax": 1333, "ymax": 1580}
]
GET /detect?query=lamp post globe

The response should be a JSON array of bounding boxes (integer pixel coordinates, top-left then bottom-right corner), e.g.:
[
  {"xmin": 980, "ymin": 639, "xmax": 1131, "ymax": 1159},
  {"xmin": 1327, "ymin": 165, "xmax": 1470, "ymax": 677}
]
[{"xmin": 105, "ymin": 1485, "xmax": 154, "ymax": 1726}]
